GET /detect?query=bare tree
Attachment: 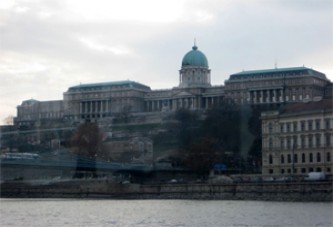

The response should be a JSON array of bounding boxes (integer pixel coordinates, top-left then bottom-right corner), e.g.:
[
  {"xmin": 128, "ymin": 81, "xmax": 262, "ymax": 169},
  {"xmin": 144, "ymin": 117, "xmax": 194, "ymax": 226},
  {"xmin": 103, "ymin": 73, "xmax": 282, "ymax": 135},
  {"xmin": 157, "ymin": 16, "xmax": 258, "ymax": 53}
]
[
  {"xmin": 3, "ymin": 115, "xmax": 14, "ymax": 125},
  {"xmin": 71, "ymin": 122, "xmax": 103, "ymax": 178},
  {"xmin": 184, "ymin": 138, "xmax": 220, "ymax": 179}
]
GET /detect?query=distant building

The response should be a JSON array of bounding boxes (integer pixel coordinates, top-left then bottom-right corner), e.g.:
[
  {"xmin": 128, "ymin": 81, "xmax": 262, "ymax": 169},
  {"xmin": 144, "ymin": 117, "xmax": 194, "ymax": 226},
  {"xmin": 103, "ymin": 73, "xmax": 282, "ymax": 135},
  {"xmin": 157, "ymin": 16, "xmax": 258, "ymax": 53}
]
[
  {"xmin": 261, "ymin": 97, "xmax": 333, "ymax": 175},
  {"xmin": 14, "ymin": 99, "xmax": 64, "ymax": 127},
  {"xmin": 13, "ymin": 43, "xmax": 332, "ymax": 125},
  {"xmin": 225, "ymin": 67, "xmax": 331, "ymax": 105},
  {"xmin": 8, "ymin": 43, "xmax": 332, "ymax": 167}
]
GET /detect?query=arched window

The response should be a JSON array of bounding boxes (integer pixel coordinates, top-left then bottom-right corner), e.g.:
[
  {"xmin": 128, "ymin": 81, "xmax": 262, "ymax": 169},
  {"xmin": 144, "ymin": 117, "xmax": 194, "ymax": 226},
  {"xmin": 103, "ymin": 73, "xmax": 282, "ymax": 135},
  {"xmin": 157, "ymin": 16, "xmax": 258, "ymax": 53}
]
[
  {"xmin": 309, "ymin": 153, "xmax": 313, "ymax": 163},
  {"xmin": 281, "ymin": 154, "xmax": 285, "ymax": 164},
  {"xmin": 302, "ymin": 153, "xmax": 306, "ymax": 163},
  {"xmin": 317, "ymin": 152, "xmax": 321, "ymax": 162}
]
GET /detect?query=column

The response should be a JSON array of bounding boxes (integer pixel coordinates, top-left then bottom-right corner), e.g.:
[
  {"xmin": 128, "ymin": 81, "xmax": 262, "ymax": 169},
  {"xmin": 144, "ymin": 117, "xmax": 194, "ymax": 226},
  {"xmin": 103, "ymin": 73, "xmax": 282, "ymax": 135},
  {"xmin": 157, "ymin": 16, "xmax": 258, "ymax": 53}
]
[
  {"xmin": 281, "ymin": 89, "xmax": 284, "ymax": 102},
  {"xmin": 273, "ymin": 90, "xmax": 277, "ymax": 102},
  {"xmin": 106, "ymin": 100, "xmax": 109, "ymax": 114},
  {"xmin": 260, "ymin": 90, "xmax": 263, "ymax": 103},
  {"xmin": 254, "ymin": 91, "xmax": 257, "ymax": 104}
]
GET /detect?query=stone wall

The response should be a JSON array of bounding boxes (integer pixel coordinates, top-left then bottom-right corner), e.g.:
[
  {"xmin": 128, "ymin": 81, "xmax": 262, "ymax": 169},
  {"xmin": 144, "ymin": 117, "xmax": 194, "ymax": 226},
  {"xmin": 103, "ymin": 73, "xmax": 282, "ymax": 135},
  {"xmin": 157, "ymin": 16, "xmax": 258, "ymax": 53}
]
[{"xmin": 1, "ymin": 180, "xmax": 332, "ymax": 201}]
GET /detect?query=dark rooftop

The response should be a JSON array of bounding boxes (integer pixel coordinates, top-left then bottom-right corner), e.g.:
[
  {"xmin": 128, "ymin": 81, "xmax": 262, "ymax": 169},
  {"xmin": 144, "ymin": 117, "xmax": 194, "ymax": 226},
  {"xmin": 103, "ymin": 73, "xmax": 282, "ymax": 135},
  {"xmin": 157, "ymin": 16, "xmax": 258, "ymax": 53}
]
[
  {"xmin": 281, "ymin": 97, "xmax": 332, "ymax": 115},
  {"xmin": 229, "ymin": 66, "xmax": 327, "ymax": 81}
]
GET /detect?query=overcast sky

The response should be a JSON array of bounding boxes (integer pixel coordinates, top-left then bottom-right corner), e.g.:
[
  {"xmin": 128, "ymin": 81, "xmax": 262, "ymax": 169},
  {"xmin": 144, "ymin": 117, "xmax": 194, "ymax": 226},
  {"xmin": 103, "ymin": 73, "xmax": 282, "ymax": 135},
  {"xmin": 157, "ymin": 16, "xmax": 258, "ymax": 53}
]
[{"xmin": 1, "ymin": 0, "xmax": 332, "ymax": 123}]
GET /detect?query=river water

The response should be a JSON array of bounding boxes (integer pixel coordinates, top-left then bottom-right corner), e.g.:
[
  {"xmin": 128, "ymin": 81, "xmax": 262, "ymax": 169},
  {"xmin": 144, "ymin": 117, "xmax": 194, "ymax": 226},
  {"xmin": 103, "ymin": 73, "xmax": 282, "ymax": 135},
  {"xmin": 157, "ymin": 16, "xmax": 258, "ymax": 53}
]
[{"xmin": 0, "ymin": 199, "xmax": 332, "ymax": 227}]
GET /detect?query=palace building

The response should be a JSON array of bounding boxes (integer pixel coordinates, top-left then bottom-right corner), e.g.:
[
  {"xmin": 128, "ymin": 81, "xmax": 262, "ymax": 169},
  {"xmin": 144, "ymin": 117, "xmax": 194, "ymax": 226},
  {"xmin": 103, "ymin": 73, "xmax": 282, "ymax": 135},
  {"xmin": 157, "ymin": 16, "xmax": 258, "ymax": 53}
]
[
  {"xmin": 14, "ymin": 43, "xmax": 332, "ymax": 126},
  {"xmin": 224, "ymin": 67, "xmax": 330, "ymax": 105},
  {"xmin": 7, "ymin": 42, "xmax": 333, "ymax": 172}
]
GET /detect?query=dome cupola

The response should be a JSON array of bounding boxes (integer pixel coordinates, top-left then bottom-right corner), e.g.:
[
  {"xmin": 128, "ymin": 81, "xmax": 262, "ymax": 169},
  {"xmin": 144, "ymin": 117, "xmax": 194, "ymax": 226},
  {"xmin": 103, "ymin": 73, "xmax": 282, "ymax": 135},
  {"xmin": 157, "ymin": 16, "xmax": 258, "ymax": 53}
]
[
  {"xmin": 179, "ymin": 43, "xmax": 211, "ymax": 88},
  {"xmin": 181, "ymin": 44, "xmax": 209, "ymax": 68}
]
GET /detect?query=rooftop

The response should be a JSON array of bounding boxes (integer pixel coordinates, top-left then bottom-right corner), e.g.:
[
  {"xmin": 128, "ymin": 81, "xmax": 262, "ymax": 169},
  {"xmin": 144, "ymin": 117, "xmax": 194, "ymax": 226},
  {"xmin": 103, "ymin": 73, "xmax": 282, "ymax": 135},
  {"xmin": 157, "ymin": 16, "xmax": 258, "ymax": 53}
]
[
  {"xmin": 281, "ymin": 97, "xmax": 333, "ymax": 115},
  {"xmin": 229, "ymin": 66, "xmax": 327, "ymax": 80},
  {"xmin": 67, "ymin": 80, "xmax": 151, "ymax": 92}
]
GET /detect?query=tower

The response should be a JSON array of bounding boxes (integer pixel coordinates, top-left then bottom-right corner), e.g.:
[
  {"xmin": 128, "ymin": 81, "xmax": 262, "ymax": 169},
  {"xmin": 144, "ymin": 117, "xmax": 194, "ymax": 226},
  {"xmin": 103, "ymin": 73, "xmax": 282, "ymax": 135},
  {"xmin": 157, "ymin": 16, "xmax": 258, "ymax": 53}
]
[{"xmin": 179, "ymin": 43, "xmax": 211, "ymax": 88}]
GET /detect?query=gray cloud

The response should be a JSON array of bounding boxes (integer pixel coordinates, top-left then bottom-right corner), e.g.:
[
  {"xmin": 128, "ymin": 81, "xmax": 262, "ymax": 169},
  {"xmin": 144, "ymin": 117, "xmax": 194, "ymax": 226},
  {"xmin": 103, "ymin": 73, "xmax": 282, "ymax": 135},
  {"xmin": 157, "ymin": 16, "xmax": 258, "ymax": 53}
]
[{"xmin": 1, "ymin": 0, "xmax": 332, "ymax": 122}]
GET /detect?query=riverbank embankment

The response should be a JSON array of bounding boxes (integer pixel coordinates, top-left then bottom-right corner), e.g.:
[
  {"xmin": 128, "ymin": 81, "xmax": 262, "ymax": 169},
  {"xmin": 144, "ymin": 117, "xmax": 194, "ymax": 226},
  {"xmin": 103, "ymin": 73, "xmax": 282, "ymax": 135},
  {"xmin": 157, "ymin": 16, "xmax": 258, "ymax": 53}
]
[{"xmin": 1, "ymin": 180, "xmax": 332, "ymax": 201}]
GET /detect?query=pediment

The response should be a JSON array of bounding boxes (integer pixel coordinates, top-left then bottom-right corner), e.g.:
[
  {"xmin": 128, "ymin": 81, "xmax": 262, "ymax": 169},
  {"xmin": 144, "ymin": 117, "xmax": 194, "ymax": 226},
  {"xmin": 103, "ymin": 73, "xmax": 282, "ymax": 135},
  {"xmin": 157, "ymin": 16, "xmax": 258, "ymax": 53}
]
[{"xmin": 173, "ymin": 91, "xmax": 194, "ymax": 97}]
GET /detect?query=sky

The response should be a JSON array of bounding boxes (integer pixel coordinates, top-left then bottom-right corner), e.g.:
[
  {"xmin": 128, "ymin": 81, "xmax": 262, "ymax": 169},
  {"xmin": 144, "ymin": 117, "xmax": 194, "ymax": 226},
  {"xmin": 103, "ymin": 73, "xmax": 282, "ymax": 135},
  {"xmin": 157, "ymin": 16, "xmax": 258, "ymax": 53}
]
[{"xmin": 0, "ymin": 0, "xmax": 332, "ymax": 123}]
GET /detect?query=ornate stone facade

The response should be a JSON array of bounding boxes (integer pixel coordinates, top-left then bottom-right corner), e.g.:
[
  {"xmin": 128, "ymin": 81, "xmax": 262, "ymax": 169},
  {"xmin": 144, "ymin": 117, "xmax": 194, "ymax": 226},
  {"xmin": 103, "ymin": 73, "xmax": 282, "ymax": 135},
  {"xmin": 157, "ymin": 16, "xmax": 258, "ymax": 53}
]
[
  {"xmin": 225, "ymin": 67, "xmax": 330, "ymax": 105},
  {"xmin": 261, "ymin": 98, "xmax": 333, "ymax": 175}
]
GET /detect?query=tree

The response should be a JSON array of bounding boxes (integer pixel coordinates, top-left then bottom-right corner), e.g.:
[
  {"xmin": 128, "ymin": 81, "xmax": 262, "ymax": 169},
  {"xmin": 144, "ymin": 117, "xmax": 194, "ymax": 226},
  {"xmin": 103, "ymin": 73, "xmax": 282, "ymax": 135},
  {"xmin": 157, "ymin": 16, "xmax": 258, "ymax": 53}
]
[
  {"xmin": 71, "ymin": 121, "xmax": 103, "ymax": 177},
  {"xmin": 184, "ymin": 138, "xmax": 220, "ymax": 179},
  {"xmin": 3, "ymin": 115, "xmax": 14, "ymax": 125},
  {"xmin": 202, "ymin": 99, "xmax": 241, "ymax": 154}
]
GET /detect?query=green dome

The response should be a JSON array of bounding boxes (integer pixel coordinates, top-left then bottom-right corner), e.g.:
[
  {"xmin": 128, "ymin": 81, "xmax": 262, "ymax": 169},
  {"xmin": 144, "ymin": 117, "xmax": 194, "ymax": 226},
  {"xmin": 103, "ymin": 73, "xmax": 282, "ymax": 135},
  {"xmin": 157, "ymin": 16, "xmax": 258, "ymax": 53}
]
[{"xmin": 181, "ymin": 45, "xmax": 209, "ymax": 68}]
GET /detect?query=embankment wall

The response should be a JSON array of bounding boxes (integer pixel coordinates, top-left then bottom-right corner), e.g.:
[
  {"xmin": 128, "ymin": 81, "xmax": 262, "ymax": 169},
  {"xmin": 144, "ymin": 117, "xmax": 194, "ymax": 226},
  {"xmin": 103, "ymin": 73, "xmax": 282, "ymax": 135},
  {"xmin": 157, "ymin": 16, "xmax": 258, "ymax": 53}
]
[{"xmin": 1, "ymin": 181, "xmax": 332, "ymax": 201}]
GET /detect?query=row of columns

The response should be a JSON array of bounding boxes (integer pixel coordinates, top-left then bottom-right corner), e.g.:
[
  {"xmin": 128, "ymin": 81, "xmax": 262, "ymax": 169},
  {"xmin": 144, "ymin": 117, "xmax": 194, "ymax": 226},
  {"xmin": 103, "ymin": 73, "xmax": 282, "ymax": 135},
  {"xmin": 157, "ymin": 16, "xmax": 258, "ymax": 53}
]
[
  {"xmin": 145, "ymin": 96, "xmax": 222, "ymax": 112},
  {"xmin": 80, "ymin": 100, "xmax": 110, "ymax": 114},
  {"xmin": 266, "ymin": 133, "xmax": 331, "ymax": 150},
  {"xmin": 249, "ymin": 89, "xmax": 284, "ymax": 104}
]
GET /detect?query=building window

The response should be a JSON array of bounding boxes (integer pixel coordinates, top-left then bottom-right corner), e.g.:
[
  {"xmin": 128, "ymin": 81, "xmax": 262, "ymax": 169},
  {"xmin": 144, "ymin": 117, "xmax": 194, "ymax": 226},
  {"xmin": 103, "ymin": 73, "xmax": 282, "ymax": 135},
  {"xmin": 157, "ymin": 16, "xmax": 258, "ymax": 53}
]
[
  {"xmin": 281, "ymin": 169, "xmax": 285, "ymax": 174},
  {"xmin": 301, "ymin": 121, "xmax": 305, "ymax": 131},
  {"xmin": 301, "ymin": 135, "xmax": 305, "ymax": 148},
  {"xmin": 269, "ymin": 154, "xmax": 273, "ymax": 164},
  {"xmin": 288, "ymin": 154, "xmax": 291, "ymax": 163},
  {"xmin": 327, "ymin": 152, "xmax": 331, "ymax": 162},
  {"xmin": 293, "ymin": 135, "xmax": 298, "ymax": 148},
  {"xmin": 293, "ymin": 122, "xmax": 298, "ymax": 132},
  {"xmin": 286, "ymin": 123, "xmax": 291, "ymax": 132},
  {"xmin": 325, "ymin": 134, "xmax": 331, "ymax": 146},
  {"xmin": 316, "ymin": 152, "xmax": 321, "ymax": 162},
  {"xmin": 281, "ymin": 154, "xmax": 285, "ymax": 164},
  {"xmin": 280, "ymin": 138, "xmax": 285, "ymax": 149},
  {"xmin": 316, "ymin": 167, "xmax": 322, "ymax": 172},
  {"xmin": 269, "ymin": 138, "xmax": 273, "ymax": 150},
  {"xmin": 309, "ymin": 167, "xmax": 314, "ymax": 172},
  {"xmin": 308, "ymin": 120, "xmax": 313, "ymax": 131},
  {"xmin": 268, "ymin": 122, "xmax": 273, "ymax": 133},
  {"xmin": 302, "ymin": 153, "xmax": 306, "ymax": 163},
  {"xmin": 294, "ymin": 154, "xmax": 298, "ymax": 163},
  {"xmin": 308, "ymin": 135, "xmax": 313, "ymax": 148},
  {"xmin": 280, "ymin": 123, "xmax": 284, "ymax": 133},
  {"xmin": 315, "ymin": 134, "xmax": 321, "ymax": 147},
  {"xmin": 301, "ymin": 168, "xmax": 306, "ymax": 173},
  {"xmin": 327, "ymin": 168, "xmax": 331, "ymax": 173},
  {"xmin": 309, "ymin": 153, "xmax": 313, "ymax": 163},
  {"xmin": 287, "ymin": 137, "xmax": 291, "ymax": 149},
  {"xmin": 325, "ymin": 119, "xmax": 331, "ymax": 129},
  {"xmin": 315, "ymin": 120, "xmax": 321, "ymax": 130}
]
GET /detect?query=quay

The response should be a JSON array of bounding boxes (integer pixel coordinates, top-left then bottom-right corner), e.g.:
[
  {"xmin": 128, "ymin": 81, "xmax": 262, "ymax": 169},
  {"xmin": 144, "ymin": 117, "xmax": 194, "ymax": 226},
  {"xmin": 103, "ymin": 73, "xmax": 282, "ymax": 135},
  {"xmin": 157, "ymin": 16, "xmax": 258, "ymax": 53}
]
[{"xmin": 1, "ymin": 180, "xmax": 332, "ymax": 202}]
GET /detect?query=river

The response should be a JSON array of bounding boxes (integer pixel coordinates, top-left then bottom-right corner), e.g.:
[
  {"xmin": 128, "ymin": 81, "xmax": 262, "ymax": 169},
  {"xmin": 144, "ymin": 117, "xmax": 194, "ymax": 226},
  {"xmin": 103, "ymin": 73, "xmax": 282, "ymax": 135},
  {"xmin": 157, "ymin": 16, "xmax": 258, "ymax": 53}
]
[{"xmin": 0, "ymin": 199, "xmax": 332, "ymax": 226}]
